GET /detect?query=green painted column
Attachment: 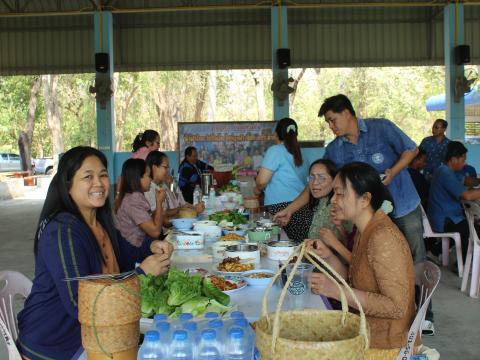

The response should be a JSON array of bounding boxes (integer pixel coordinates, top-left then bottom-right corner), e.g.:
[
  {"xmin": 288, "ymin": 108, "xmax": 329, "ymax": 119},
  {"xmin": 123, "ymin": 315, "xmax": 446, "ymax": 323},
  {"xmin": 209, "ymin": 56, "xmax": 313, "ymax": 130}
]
[
  {"xmin": 271, "ymin": 3, "xmax": 289, "ymax": 120},
  {"xmin": 94, "ymin": 11, "xmax": 115, "ymax": 181},
  {"xmin": 444, "ymin": 3, "xmax": 465, "ymax": 141}
]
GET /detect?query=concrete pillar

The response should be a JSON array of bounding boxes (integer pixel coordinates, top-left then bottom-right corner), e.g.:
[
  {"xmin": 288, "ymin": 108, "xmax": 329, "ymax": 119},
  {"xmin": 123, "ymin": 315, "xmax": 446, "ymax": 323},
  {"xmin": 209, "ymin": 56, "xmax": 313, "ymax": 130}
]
[
  {"xmin": 444, "ymin": 3, "xmax": 465, "ymax": 141},
  {"xmin": 271, "ymin": 3, "xmax": 289, "ymax": 120},
  {"xmin": 94, "ymin": 11, "xmax": 115, "ymax": 181}
]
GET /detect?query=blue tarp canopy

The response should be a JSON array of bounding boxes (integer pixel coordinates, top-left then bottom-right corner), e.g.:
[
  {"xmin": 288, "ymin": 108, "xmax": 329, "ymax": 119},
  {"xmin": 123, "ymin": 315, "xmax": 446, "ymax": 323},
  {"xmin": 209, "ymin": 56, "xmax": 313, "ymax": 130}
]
[{"xmin": 426, "ymin": 89, "xmax": 480, "ymax": 111}]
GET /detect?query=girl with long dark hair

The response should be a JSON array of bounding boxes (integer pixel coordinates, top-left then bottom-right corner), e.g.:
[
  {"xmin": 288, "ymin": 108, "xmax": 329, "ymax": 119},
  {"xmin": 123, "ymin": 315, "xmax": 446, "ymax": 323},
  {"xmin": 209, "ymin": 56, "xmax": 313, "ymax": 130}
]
[
  {"xmin": 307, "ymin": 162, "xmax": 416, "ymax": 358},
  {"xmin": 17, "ymin": 146, "xmax": 172, "ymax": 360},
  {"xmin": 115, "ymin": 158, "xmax": 166, "ymax": 247},
  {"xmin": 255, "ymin": 118, "xmax": 311, "ymax": 243}
]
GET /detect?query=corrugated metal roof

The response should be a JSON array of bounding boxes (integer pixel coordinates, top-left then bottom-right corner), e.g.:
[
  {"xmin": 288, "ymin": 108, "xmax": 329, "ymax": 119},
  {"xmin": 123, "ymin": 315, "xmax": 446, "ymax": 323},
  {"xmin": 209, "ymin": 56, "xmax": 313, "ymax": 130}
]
[{"xmin": 0, "ymin": 1, "xmax": 479, "ymax": 75}]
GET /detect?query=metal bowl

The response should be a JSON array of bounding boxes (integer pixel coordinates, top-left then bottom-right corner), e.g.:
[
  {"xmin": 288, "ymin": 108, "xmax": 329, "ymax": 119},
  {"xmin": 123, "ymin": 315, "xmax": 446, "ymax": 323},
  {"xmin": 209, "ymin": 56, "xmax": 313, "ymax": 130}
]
[{"xmin": 225, "ymin": 244, "xmax": 258, "ymax": 252}]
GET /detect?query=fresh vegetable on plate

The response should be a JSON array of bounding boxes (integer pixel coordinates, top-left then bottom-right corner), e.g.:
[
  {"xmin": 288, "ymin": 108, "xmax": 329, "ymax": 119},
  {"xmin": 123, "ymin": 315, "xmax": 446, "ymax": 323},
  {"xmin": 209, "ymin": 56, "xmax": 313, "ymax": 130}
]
[
  {"xmin": 139, "ymin": 267, "xmax": 232, "ymax": 318},
  {"xmin": 218, "ymin": 183, "xmax": 240, "ymax": 193},
  {"xmin": 209, "ymin": 210, "xmax": 247, "ymax": 226}
]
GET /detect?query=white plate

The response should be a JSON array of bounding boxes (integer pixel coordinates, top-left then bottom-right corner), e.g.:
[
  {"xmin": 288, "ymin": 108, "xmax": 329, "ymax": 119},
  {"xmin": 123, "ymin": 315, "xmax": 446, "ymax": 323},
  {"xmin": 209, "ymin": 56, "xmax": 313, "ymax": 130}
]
[{"xmin": 208, "ymin": 274, "xmax": 247, "ymax": 294}]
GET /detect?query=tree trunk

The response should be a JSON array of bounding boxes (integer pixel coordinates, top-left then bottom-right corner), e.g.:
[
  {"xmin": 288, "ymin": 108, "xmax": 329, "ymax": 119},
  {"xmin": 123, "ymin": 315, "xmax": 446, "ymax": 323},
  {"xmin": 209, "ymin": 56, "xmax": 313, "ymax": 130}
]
[
  {"xmin": 193, "ymin": 72, "xmax": 209, "ymax": 121},
  {"xmin": 250, "ymin": 70, "xmax": 266, "ymax": 120},
  {"xmin": 207, "ymin": 70, "xmax": 216, "ymax": 122},
  {"xmin": 289, "ymin": 68, "xmax": 307, "ymax": 113},
  {"xmin": 42, "ymin": 75, "xmax": 64, "ymax": 170},
  {"xmin": 153, "ymin": 88, "xmax": 177, "ymax": 151},
  {"xmin": 115, "ymin": 74, "xmax": 138, "ymax": 151},
  {"xmin": 18, "ymin": 76, "xmax": 41, "ymax": 173}
]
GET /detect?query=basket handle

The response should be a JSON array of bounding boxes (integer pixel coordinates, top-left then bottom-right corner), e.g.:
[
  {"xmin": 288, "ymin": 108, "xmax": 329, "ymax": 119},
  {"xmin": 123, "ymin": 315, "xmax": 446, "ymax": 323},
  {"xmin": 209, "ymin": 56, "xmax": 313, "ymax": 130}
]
[{"xmin": 261, "ymin": 242, "xmax": 369, "ymax": 354}]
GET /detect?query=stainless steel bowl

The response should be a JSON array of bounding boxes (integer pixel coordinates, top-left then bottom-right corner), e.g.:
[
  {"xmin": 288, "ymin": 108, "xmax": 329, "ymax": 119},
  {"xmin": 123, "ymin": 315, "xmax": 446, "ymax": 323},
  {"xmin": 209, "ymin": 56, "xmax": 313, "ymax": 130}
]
[
  {"xmin": 225, "ymin": 244, "xmax": 259, "ymax": 252},
  {"xmin": 267, "ymin": 240, "xmax": 295, "ymax": 248}
]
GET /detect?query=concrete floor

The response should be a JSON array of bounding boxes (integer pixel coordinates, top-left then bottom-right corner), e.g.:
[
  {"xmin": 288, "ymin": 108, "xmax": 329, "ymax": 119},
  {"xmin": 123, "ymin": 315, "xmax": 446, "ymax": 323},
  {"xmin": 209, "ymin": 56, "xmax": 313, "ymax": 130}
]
[{"xmin": 1, "ymin": 188, "xmax": 479, "ymax": 359}]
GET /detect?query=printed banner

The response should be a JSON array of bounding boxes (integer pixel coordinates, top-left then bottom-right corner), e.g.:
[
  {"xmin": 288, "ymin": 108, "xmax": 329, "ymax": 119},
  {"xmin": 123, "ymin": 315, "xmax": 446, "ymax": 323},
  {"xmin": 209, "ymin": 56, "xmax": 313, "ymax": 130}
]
[{"xmin": 178, "ymin": 121, "xmax": 277, "ymax": 171}]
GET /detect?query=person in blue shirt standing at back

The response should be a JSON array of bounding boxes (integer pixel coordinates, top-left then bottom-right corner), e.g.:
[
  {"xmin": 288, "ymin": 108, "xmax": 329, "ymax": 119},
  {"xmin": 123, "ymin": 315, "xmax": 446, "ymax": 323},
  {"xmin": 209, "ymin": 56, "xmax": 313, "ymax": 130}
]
[
  {"xmin": 420, "ymin": 119, "xmax": 450, "ymax": 181},
  {"xmin": 276, "ymin": 94, "xmax": 425, "ymax": 262},
  {"xmin": 255, "ymin": 117, "xmax": 311, "ymax": 243}
]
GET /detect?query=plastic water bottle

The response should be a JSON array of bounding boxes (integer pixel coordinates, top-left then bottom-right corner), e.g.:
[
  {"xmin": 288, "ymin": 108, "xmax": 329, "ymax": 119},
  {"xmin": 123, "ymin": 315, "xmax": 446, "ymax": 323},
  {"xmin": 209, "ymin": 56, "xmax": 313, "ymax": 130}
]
[
  {"xmin": 208, "ymin": 187, "xmax": 216, "ymax": 210},
  {"xmin": 197, "ymin": 329, "xmax": 222, "ymax": 360},
  {"xmin": 204, "ymin": 312, "xmax": 220, "ymax": 320},
  {"xmin": 224, "ymin": 328, "xmax": 249, "ymax": 360},
  {"xmin": 156, "ymin": 321, "xmax": 171, "ymax": 340},
  {"xmin": 170, "ymin": 330, "xmax": 193, "ymax": 360},
  {"xmin": 207, "ymin": 319, "xmax": 225, "ymax": 347},
  {"xmin": 230, "ymin": 318, "xmax": 255, "ymax": 358},
  {"xmin": 193, "ymin": 185, "xmax": 202, "ymax": 205},
  {"xmin": 153, "ymin": 314, "xmax": 168, "ymax": 329},
  {"xmin": 137, "ymin": 330, "xmax": 162, "ymax": 359}
]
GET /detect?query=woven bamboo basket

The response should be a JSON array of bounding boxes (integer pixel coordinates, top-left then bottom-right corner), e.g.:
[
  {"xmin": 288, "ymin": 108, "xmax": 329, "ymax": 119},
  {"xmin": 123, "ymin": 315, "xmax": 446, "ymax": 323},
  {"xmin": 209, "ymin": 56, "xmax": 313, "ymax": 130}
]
[
  {"xmin": 78, "ymin": 275, "xmax": 141, "ymax": 359},
  {"xmin": 255, "ymin": 243, "xmax": 370, "ymax": 360}
]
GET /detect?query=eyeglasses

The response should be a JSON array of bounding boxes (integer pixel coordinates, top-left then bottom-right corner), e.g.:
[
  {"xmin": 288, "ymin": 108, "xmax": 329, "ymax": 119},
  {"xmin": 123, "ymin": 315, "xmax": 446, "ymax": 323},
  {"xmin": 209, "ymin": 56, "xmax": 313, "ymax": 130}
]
[{"xmin": 307, "ymin": 174, "xmax": 330, "ymax": 183}]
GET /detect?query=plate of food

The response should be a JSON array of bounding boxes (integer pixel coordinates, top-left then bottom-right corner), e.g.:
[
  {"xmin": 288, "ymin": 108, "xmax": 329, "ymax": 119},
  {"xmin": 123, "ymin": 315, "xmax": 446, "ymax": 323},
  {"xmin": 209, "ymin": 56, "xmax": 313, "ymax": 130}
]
[
  {"xmin": 215, "ymin": 256, "xmax": 255, "ymax": 275},
  {"xmin": 207, "ymin": 274, "xmax": 246, "ymax": 294},
  {"xmin": 218, "ymin": 233, "xmax": 246, "ymax": 242}
]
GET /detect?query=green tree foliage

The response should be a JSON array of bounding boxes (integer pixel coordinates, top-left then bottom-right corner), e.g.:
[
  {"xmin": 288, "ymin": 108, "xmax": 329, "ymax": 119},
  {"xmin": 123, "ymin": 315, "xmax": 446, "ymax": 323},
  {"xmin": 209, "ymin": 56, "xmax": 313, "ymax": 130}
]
[{"xmin": 0, "ymin": 66, "xmax": 458, "ymax": 157}]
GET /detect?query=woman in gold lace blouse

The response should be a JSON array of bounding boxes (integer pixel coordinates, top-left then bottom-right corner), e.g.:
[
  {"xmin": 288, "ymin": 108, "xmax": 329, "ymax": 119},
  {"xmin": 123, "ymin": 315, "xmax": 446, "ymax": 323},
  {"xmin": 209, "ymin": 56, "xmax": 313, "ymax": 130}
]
[{"xmin": 306, "ymin": 162, "xmax": 416, "ymax": 358}]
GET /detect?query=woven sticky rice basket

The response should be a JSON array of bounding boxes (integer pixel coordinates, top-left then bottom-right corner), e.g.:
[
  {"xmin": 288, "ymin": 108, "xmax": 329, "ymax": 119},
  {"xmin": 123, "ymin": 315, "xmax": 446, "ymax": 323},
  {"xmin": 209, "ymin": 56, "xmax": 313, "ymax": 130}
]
[
  {"xmin": 78, "ymin": 275, "xmax": 141, "ymax": 359},
  {"xmin": 255, "ymin": 243, "xmax": 369, "ymax": 360}
]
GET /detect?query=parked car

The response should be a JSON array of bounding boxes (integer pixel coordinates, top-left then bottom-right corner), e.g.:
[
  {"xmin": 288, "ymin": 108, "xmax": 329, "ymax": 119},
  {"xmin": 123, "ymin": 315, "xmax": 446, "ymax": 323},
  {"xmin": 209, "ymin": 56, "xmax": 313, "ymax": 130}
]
[
  {"xmin": 33, "ymin": 158, "xmax": 55, "ymax": 175},
  {"xmin": 0, "ymin": 153, "xmax": 22, "ymax": 172}
]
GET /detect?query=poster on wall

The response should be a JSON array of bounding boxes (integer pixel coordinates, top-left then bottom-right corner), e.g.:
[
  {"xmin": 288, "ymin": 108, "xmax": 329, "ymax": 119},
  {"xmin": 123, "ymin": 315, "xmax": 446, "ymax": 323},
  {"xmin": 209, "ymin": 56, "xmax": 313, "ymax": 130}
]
[{"xmin": 178, "ymin": 121, "xmax": 277, "ymax": 174}]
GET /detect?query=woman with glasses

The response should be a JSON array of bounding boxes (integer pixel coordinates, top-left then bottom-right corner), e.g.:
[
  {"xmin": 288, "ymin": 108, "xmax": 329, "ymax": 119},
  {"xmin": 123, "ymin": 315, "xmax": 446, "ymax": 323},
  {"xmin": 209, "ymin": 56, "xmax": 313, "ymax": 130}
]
[
  {"xmin": 306, "ymin": 159, "xmax": 352, "ymax": 263},
  {"xmin": 255, "ymin": 118, "xmax": 311, "ymax": 243},
  {"xmin": 115, "ymin": 158, "xmax": 166, "ymax": 247}
]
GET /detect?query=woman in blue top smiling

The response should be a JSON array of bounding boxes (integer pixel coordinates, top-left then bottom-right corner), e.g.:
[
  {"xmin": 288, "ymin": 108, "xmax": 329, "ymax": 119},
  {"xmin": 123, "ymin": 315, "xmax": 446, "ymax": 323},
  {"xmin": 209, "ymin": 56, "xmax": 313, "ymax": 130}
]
[
  {"xmin": 17, "ymin": 146, "xmax": 172, "ymax": 360},
  {"xmin": 255, "ymin": 118, "xmax": 310, "ymax": 243}
]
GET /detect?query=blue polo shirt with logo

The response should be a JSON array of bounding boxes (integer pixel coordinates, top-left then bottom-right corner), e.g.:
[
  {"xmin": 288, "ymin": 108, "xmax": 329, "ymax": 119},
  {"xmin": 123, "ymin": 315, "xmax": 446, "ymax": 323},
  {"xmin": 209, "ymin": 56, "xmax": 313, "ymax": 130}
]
[{"xmin": 324, "ymin": 118, "xmax": 420, "ymax": 218}]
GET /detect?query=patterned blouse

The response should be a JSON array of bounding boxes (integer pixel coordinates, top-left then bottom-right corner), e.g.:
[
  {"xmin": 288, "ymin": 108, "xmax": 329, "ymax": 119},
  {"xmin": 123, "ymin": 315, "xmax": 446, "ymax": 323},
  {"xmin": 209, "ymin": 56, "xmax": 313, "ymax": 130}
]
[{"xmin": 307, "ymin": 197, "xmax": 342, "ymax": 239}]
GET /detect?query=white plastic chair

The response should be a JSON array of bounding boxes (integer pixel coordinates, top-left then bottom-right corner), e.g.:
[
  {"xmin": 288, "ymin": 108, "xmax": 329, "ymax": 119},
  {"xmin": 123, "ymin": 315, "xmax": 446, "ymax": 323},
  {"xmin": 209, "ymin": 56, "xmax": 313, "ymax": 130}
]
[
  {"xmin": 0, "ymin": 316, "xmax": 22, "ymax": 360},
  {"xmin": 420, "ymin": 205, "xmax": 463, "ymax": 277},
  {"xmin": 397, "ymin": 261, "xmax": 441, "ymax": 360},
  {"xmin": 461, "ymin": 202, "xmax": 480, "ymax": 298},
  {"xmin": 0, "ymin": 271, "xmax": 32, "ymax": 346}
]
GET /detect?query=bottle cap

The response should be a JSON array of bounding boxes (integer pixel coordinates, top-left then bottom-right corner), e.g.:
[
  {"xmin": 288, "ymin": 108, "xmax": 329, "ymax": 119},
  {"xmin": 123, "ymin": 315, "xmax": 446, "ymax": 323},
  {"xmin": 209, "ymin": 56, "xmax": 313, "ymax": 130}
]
[
  {"xmin": 145, "ymin": 330, "xmax": 160, "ymax": 341},
  {"xmin": 201, "ymin": 329, "xmax": 217, "ymax": 340},
  {"xmin": 230, "ymin": 311, "xmax": 245, "ymax": 319},
  {"xmin": 179, "ymin": 313, "xmax": 194, "ymax": 322},
  {"xmin": 208, "ymin": 319, "xmax": 224, "ymax": 329},
  {"xmin": 228, "ymin": 327, "xmax": 244, "ymax": 339},
  {"xmin": 204, "ymin": 312, "xmax": 219, "ymax": 319},
  {"xmin": 156, "ymin": 321, "xmax": 170, "ymax": 332},
  {"xmin": 154, "ymin": 314, "xmax": 167, "ymax": 322},
  {"xmin": 233, "ymin": 318, "xmax": 249, "ymax": 328},
  {"xmin": 173, "ymin": 330, "xmax": 188, "ymax": 341},
  {"xmin": 183, "ymin": 321, "xmax": 198, "ymax": 332}
]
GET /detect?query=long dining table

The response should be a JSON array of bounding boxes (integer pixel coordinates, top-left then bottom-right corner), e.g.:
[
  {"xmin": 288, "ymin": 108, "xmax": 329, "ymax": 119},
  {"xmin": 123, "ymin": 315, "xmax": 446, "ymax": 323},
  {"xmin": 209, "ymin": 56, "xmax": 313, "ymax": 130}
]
[{"xmin": 73, "ymin": 241, "xmax": 330, "ymax": 359}]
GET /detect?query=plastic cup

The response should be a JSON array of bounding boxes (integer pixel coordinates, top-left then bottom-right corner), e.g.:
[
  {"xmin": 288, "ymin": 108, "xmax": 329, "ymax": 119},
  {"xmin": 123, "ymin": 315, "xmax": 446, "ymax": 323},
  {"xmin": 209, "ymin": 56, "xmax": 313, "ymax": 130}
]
[{"xmin": 285, "ymin": 263, "xmax": 314, "ymax": 309}]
